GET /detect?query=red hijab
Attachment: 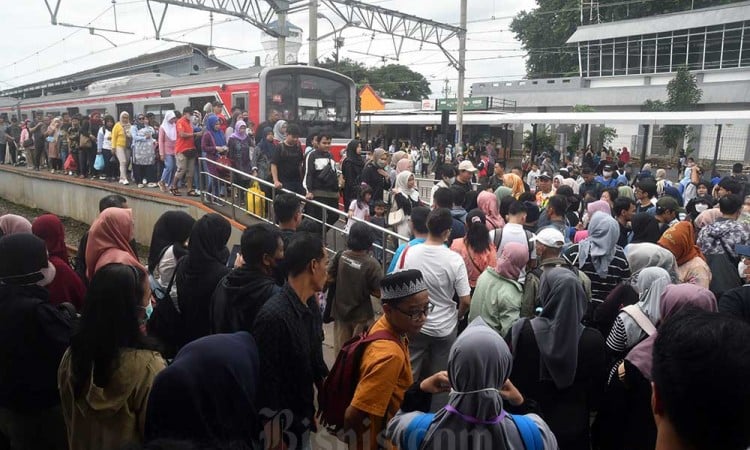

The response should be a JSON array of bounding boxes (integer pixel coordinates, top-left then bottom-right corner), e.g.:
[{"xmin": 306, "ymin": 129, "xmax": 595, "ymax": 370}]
[
  {"xmin": 32, "ymin": 213, "xmax": 86, "ymax": 309},
  {"xmin": 85, "ymin": 208, "xmax": 143, "ymax": 281}
]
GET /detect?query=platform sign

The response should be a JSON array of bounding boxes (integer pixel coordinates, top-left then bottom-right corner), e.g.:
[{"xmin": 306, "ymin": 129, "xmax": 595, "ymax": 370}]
[
  {"xmin": 421, "ymin": 99, "xmax": 437, "ymax": 111},
  {"xmin": 437, "ymin": 97, "xmax": 489, "ymax": 111}
]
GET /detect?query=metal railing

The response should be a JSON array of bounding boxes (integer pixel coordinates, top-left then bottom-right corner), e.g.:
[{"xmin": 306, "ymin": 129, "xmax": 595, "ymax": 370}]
[{"xmin": 198, "ymin": 157, "xmax": 409, "ymax": 267}]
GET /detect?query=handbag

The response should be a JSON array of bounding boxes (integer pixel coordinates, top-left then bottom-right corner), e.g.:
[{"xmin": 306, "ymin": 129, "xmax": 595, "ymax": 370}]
[
  {"xmin": 707, "ymin": 237, "xmax": 743, "ymax": 299},
  {"xmin": 387, "ymin": 207, "xmax": 405, "ymax": 227},
  {"xmin": 63, "ymin": 153, "xmax": 77, "ymax": 172},
  {"xmin": 322, "ymin": 251, "xmax": 344, "ymax": 324},
  {"xmin": 94, "ymin": 153, "xmax": 105, "ymax": 171},
  {"xmin": 109, "ymin": 154, "xmax": 118, "ymax": 164},
  {"xmin": 247, "ymin": 181, "xmax": 267, "ymax": 217},
  {"xmin": 147, "ymin": 257, "xmax": 186, "ymax": 360},
  {"xmin": 79, "ymin": 134, "xmax": 92, "ymax": 149},
  {"xmin": 216, "ymin": 154, "xmax": 232, "ymax": 179}
]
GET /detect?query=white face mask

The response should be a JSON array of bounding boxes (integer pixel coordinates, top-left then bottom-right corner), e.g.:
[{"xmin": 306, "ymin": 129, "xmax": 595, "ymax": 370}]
[
  {"xmin": 695, "ymin": 203, "xmax": 709, "ymax": 213},
  {"xmin": 448, "ymin": 177, "xmax": 456, "ymax": 184},
  {"xmin": 739, "ymin": 260, "xmax": 749, "ymax": 281},
  {"xmin": 603, "ymin": 171, "xmax": 613, "ymax": 178}
]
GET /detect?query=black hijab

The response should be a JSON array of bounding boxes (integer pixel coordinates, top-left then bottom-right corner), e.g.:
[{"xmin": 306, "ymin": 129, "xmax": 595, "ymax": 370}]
[
  {"xmin": 630, "ymin": 212, "xmax": 661, "ymax": 244},
  {"xmin": 147, "ymin": 211, "xmax": 196, "ymax": 272},
  {"xmin": 185, "ymin": 213, "xmax": 231, "ymax": 274},
  {"xmin": 144, "ymin": 332, "xmax": 260, "ymax": 447}
]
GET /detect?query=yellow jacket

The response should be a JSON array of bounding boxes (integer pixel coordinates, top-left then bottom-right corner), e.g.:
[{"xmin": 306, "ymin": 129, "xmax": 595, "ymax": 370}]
[{"xmin": 111, "ymin": 122, "xmax": 128, "ymax": 149}]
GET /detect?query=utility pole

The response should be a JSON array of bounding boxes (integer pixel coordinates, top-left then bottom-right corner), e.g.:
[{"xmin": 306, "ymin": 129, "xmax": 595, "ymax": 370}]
[
  {"xmin": 455, "ymin": 0, "xmax": 467, "ymax": 147},
  {"xmin": 442, "ymin": 78, "xmax": 451, "ymax": 99},
  {"xmin": 309, "ymin": 0, "xmax": 318, "ymax": 65},
  {"xmin": 277, "ymin": 1, "xmax": 288, "ymax": 65}
]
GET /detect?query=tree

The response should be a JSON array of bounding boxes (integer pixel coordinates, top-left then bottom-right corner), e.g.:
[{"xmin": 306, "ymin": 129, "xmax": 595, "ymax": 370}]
[
  {"xmin": 523, "ymin": 126, "xmax": 557, "ymax": 152},
  {"xmin": 318, "ymin": 58, "xmax": 431, "ymax": 100},
  {"xmin": 643, "ymin": 67, "xmax": 702, "ymax": 153},
  {"xmin": 599, "ymin": 126, "xmax": 618, "ymax": 147},
  {"xmin": 511, "ymin": 0, "xmax": 744, "ymax": 79}
]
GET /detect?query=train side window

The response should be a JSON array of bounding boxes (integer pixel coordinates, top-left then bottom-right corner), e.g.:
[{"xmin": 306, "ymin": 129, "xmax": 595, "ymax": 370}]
[
  {"xmin": 189, "ymin": 96, "xmax": 218, "ymax": 114},
  {"xmin": 232, "ymin": 93, "xmax": 248, "ymax": 112},
  {"xmin": 144, "ymin": 103, "xmax": 176, "ymax": 123}
]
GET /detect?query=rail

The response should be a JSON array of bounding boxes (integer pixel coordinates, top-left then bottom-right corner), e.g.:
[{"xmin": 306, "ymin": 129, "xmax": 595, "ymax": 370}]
[{"xmin": 198, "ymin": 158, "xmax": 409, "ymax": 267}]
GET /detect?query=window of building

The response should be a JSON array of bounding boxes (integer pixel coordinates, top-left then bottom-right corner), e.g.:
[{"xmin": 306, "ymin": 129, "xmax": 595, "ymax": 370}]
[
  {"xmin": 642, "ymin": 36, "xmax": 656, "ymax": 73},
  {"xmin": 590, "ymin": 41, "xmax": 601, "ymax": 76},
  {"xmin": 601, "ymin": 39, "xmax": 615, "ymax": 76},
  {"xmin": 687, "ymin": 27, "xmax": 706, "ymax": 70},
  {"xmin": 656, "ymin": 33, "xmax": 672, "ymax": 73},
  {"xmin": 614, "ymin": 38, "xmax": 628, "ymax": 75},
  {"xmin": 627, "ymin": 37, "xmax": 641, "ymax": 74},
  {"xmin": 723, "ymin": 24, "xmax": 742, "ymax": 68},
  {"xmin": 704, "ymin": 30, "xmax": 723, "ymax": 70},
  {"xmin": 742, "ymin": 22, "xmax": 750, "ymax": 67},
  {"xmin": 673, "ymin": 33, "xmax": 688, "ymax": 68}
]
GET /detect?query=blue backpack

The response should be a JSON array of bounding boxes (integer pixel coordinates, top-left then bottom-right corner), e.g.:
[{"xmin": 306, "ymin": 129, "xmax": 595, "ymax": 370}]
[{"xmin": 403, "ymin": 412, "xmax": 543, "ymax": 450}]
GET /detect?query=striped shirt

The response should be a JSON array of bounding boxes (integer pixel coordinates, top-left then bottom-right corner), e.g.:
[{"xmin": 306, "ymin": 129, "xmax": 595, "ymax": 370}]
[{"xmin": 563, "ymin": 244, "xmax": 631, "ymax": 304}]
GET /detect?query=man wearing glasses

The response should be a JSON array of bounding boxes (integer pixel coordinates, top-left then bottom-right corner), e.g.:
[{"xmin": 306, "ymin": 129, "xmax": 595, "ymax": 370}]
[{"xmin": 344, "ymin": 269, "xmax": 448, "ymax": 450}]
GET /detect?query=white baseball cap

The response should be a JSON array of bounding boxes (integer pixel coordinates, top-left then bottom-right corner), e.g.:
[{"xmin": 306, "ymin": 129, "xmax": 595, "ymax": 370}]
[
  {"xmin": 529, "ymin": 228, "xmax": 565, "ymax": 248},
  {"xmin": 458, "ymin": 160, "xmax": 477, "ymax": 172}
]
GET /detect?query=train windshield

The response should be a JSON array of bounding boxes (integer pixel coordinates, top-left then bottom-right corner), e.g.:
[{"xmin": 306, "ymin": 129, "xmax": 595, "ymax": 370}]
[{"xmin": 263, "ymin": 68, "xmax": 353, "ymax": 139}]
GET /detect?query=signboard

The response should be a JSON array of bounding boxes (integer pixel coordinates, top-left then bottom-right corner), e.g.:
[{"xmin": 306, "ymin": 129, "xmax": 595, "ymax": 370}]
[
  {"xmin": 437, "ymin": 97, "xmax": 489, "ymax": 111},
  {"xmin": 421, "ymin": 99, "xmax": 436, "ymax": 111}
]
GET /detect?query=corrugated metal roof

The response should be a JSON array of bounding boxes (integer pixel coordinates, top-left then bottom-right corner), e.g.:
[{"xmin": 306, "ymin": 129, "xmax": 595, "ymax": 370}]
[{"xmin": 567, "ymin": 1, "xmax": 750, "ymax": 44}]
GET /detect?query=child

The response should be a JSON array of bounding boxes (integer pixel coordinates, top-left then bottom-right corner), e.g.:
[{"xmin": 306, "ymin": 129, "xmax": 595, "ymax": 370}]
[
  {"xmin": 369, "ymin": 200, "xmax": 388, "ymax": 264},
  {"xmin": 345, "ymin": 183, "xmax": 372, "ymax": 233},
  {"xmin": 526, "ymin": 162, "xmax": 540, "ymax": 193}
]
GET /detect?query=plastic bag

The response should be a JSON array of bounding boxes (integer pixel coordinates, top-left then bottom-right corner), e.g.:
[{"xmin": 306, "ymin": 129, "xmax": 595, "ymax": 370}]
[{"xmin": 94, "ymin": 153, "xmax": 105, "ymax": 171}]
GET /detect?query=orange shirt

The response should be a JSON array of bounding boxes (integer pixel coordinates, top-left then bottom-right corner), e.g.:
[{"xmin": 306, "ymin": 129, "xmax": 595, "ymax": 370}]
[
  {"xmin": 175, "ymin": 116, "xmax": 195, "ymax": 154},
  {"xmin": 350, "ymin": 316, "xmax": 412, "ymax": 450}
]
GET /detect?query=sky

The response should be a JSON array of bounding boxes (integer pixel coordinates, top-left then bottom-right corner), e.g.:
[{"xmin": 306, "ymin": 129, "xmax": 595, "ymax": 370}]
[{"xmin": 0, "ymin": 0, "xmax": 538, "ymax": 97}]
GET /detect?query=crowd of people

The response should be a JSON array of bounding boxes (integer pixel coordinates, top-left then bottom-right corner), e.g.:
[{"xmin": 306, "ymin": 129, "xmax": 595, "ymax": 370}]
[{"xmin": 2, "ymin": 122, "xmax": 750, "ymax": 450}]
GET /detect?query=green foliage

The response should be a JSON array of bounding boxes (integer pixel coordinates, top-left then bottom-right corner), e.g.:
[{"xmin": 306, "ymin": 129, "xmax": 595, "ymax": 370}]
[
  {"xmin": 643, "ymin": 67, "xmax": 702, "ymax": 152},
  {"xmin": 511, "ymin": 0, "xmax": 745, "ymax": 78},
  {"xmin": 572, "ymin": 104, "xmax": 594, "ymax": 112},
  {"xmin": 523, "ymin": 126, "xmax": 557, "ymax": 151},
  {"xmin": 318, "ymin": 58, "xmax": 431, "ymax": 100},
  {"xmin": 599, "ymin": 126, "xmax": 618, "ymax": 146}
]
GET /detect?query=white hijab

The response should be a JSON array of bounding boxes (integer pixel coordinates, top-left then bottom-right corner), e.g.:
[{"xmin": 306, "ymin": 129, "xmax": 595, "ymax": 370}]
[
  {"xmin": 395, "ymin": 170, "xmax": 419, "ymax": 202},
  {"xmin": 161, "ymin": 111, "xmax": 177, "ymax": 141}
]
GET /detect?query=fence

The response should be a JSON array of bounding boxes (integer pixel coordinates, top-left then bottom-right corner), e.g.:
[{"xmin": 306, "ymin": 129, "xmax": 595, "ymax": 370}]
[{"xmin": 198, "ymin": 158, "xmax": 409, "ymax": 267}]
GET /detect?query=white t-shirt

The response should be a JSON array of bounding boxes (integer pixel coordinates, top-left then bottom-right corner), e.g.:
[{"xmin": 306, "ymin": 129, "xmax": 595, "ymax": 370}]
[{"xmin": 400, "ymin": 243, "xmax": 471, "ymax": 337}]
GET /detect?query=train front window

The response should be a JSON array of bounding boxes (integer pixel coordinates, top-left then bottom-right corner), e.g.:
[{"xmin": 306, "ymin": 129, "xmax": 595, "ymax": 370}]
[{"xmin": 264, "ymin": 71, "xmax": 352, "ymax": 139}]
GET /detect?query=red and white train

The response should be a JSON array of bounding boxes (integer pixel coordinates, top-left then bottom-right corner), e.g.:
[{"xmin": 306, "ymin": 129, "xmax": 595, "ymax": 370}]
[{"xmin": 0, "ymin": 65, "xmax": 356, "ymax": 157}]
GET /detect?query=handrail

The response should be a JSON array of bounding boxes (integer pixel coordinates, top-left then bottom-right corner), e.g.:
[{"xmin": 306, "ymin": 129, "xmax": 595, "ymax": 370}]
[{"xmin": 198, "ymin": 157, "xmax": 409, "ymax": 266}]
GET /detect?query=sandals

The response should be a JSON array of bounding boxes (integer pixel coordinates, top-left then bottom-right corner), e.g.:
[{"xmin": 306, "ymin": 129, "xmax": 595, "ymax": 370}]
[
  {"xmin": 169, "ymin": 188, "xmax": 181, "ymax": 196},
  {"xmin": 186, "ymin": 190, "xmax": 199, "ymax": 197}
]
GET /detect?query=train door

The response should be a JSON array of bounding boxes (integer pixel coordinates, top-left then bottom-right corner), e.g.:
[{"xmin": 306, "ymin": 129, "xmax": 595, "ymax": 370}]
[{"xmin": 116, "ymin": 103, "xmax": 134, "ymax": 118}]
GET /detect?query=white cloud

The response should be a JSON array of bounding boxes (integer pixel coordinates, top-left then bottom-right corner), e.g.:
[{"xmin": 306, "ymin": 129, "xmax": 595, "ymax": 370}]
[{"xmin": 0, "ymin": 0, "xmax": 539, "ymax": 97}]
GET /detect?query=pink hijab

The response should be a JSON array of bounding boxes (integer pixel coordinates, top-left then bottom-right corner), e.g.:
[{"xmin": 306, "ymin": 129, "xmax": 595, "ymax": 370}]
[
  {"xmin": 694, "ymin": 207, "xmax": 722, "ymax": 230},
  {"xmin": 0, "ymin": 214, "xmax": 32, "ymax": 236},
  {"xmin": 626, "ymin": 284, "xmax": 716, "ymax": 380},
  {"xmin": 477, "ymin": 191, "xmax": 505, "ymax": 230},
  {"xmin": 396, "ymin": 157, "xmax": 412, "ymax": 174},
  {"xmin": 587, "ymin": 200, "xmax": 612, "ymax": 218},
  {"xmin": 495, "ymin": 242, "xmax": 529, "ymax": 280}
]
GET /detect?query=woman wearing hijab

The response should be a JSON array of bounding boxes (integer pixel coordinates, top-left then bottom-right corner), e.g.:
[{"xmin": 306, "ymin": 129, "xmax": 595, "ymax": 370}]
[
  {"xmin": 494, "ymin": 185, "xmax": 513, "ymax": 209},
  {"xmin": 272, "ymin": 119, "xmax": 287, "ymax": 145},
  {"xmin": 477, "ymin": 191, "xmax": 505, "ymax": 231},
  {"xmin": 361, "ymin": 148, "xmax": 389, "ymax": 206},
  {"xmin": 147, "ymin": 211, "xmax": 196, "ymax": 298},
  {"xmin": 587, "ymin": 199, "xmax": 612, "ymax": 219},
  {"xmin": 563, "ymin": 212, "xmax": 631, "ymax": 326},
  {"xmin": 503, "ymin": 173, "xmax": 526, "ymax": 199},
  {"xmin": 201, "ymin": 114, "xmax": 228, "ymax": 201},
  {"xmin": 509, "ymin": 267, "xmax": 607, "ymax": 450},
  {"xmin": 85, "ymin": 208, "xmax": 144, "ymax": 283},
  {"xmin": 175, "ymin": 213, "xmax": 232, "ymax": 347},
  {"xmin": 157, "ymin": 111, "xmax": 178, "ymax": 192},
  {"xmin": 470, "ymin": 242, "xmax": 528, "ymax": 336},
  {"xmin": 0, "ymin": 214, "xmax": 32, "ymax": 237},
  {"xmin": 389, "ymin": 150, "xmax": 408, "ymax": 187},
  {"xmin": 111, "ymin": 112, "xmax": 132, "ymax": 185},
  {"xmin": 131, "ymin": 114, "xmax": 157, "ymax": 188},
  {"xmin": 562, "ymin": 177, "xmax": 579, "ymax": 195},
  {"xmin": 342, "ymin": 139, "xmax": 364, "ymax": 210},
  {"xmin": 227, "ymin": 120, "xmax": 254, "ymax": 191},
  {"xmin": 594, "ymin": 284, "xmax": 717, "ymax": 450},
  {"xmin": 658, "ymin": 221, "xmax": 711, "ymax": 288},
  {"xmin": 605, "ymin": 267, "xmax": 671, "ymax": 358},
  {"xmin": 392, "ymin": 171, "xmax": 422, "ymax": 239},
  {"xmin": 144, "ymin": 332, "xmax": 260, "ymax": 448},
  {"xmin": 32, "ymin": 214, "xmax": 86, "ymax": 310},
  {"xmin": 57, "ymin": 263, "xmax": 166, "ymax": 450},
  {"xmin": 387, "ymin": 317, "xmax": 558, "ymax": 450}
]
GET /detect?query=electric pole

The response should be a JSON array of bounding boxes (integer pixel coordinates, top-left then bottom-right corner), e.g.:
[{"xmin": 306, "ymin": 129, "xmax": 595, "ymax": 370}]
[
  {"xmin": 455, "ymin": 0, "xmax": 467, "ymax": 146},
  {"xmin": 309, "ymin": 0, "xmax": 318, "ymax": 65}
]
